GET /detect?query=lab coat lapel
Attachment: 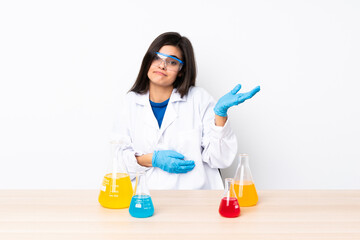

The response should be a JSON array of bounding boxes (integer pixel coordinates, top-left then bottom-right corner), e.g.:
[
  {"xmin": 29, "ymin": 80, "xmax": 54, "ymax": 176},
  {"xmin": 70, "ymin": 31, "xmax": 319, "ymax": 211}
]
[
  {"xmin": 159, "ymin": 100, "xmax": 177, "ymax": 135},
  {"xmin": 135, "ymin": 91, "xmax": 159, "ymax": 130},
  {"xmin": 143, "ymin": 101, "xmax": 159, "ymax": 130},
  {"xmin": 159, "ymin": 89, "xmax": 186, "ymax": 135}
]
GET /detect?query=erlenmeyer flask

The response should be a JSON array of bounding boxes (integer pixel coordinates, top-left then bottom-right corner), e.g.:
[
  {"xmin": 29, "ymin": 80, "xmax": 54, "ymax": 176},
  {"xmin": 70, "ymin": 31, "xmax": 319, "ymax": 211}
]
[
  {"xmin": 219, "ymin": 178, "xmax": 240, "ymax": 218},
  {"xmin": 233, "ymin": 153, "xmax": 258, "ymax": 206},
  {"xmin": 98, "ymin": 141, "xmax": 133, "ymax": 209},
  {"xmin": 129, "ymin": 171, "xmax": 154, "ymax": 218}
]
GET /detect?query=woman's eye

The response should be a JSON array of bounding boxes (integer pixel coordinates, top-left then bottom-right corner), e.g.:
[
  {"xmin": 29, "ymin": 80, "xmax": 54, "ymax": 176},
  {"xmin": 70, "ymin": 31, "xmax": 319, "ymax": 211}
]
[{"xmin": 169, "ymin": 61, "xmax": 178, "ymax": 66}]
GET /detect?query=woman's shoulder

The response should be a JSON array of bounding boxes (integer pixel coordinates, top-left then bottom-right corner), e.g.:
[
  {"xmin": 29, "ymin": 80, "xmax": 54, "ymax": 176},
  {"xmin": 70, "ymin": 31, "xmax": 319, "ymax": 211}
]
[
  {"xmin": 116, "ymin": 91, "xmax": 146, "ymax": 109},
  {"xmin": 123, "ymin": 91, "xmax": 146, "ymax": 102},
  {"xmin": 125, "ymin": 90, "xmax": 140, "ymax": 98}
]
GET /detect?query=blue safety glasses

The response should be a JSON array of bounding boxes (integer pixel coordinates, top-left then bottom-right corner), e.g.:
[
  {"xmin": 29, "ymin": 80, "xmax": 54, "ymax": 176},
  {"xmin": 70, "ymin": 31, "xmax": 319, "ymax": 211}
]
[{"xmin": 153, "ymin": 52, "xmax": 184, "ymax": 72}]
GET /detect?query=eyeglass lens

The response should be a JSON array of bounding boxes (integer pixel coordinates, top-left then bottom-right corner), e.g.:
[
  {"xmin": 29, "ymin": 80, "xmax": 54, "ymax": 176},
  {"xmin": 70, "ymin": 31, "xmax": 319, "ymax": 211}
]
[{"xmin": 153, "ymin": 54, "xmax": 182, "ymax": 71}]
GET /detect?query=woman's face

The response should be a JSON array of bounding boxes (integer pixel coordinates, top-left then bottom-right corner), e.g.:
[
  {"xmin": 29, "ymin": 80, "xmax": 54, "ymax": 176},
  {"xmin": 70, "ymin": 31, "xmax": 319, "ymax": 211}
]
[{"xmin": 147, "ymin": 45, "xmax": 183, "ymax": 89}]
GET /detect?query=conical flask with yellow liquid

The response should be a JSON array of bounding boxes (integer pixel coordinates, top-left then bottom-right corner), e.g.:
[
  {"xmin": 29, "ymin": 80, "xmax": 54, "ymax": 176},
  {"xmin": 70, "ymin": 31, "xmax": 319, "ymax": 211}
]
[
  {"xmin": 98, "ymin": 141, "xmax": 133, "ymax": 209},
  {"xmin": 233, "ymin": 154, "xmax": 258, "ymax": 206}
]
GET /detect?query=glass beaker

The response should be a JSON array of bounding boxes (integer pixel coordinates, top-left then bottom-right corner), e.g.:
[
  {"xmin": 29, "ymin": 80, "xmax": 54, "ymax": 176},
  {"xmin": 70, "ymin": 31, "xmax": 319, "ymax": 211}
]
[
  {"xmin": 129, "ymin": 171, "xmax": 154, "ymax": 218},
  {"xmin": 219, "ymin": 178, "xmax": 240, "ymax": 218},
  {"xmin": 233, "ymin": 153, "xmax": 258, "ymax": 206},
  {"xmin": 98, "ymin": 141, "xmax": 133, "ymax": 209}
]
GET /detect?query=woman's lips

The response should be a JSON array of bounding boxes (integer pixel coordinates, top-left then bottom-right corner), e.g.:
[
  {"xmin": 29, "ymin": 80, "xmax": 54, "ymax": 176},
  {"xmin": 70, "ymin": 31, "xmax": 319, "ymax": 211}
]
[{"xmin": 154, "ymin": 71, "xmax": 167, "ymax": 76}]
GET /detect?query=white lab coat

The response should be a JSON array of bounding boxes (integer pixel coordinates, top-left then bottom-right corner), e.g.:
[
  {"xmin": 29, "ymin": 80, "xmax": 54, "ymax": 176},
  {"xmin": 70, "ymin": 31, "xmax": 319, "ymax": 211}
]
[{"xmin": 112, "ymin": 86, "xmax": 238, "ymax": 190}]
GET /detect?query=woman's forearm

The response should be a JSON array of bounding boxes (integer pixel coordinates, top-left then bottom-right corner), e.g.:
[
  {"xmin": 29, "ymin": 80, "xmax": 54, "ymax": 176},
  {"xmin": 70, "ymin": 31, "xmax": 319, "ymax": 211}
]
[
  {"xmin": 136, "ymin": 153, "xmax": 153, "ymax": 167},
  {"xmin": 215, "ymin": 114, "xmax": 227, "ymax": 127}
]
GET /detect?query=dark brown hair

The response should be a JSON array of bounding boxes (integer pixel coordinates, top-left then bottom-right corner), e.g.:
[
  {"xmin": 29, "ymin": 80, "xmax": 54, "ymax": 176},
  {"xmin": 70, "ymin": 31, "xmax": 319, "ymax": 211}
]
[{"xmin": 129, "ymin": 32, "xmax": 197, "ymax": 97}]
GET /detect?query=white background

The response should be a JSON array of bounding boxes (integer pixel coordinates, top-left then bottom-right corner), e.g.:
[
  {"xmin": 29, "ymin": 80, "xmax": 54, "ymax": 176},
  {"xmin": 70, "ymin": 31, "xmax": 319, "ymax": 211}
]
[{"xmin": 1, "ymin": 0, "xmax": 359, "ymax": 189}]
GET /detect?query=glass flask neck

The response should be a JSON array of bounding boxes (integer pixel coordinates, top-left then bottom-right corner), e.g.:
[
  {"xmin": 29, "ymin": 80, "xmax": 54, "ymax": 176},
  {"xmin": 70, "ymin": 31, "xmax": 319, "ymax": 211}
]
[
  {"xmin": 234, "ymin": 153, "xmax": 254, "ymax": 183},
  {"xmin": 238, "ymin": 154, "xmax": 250, "ymax": 167},
  {"xmin": 108, "ymin": 141, "xmax": 128, "ymax": 174},
  {"xmin": 134, "ymin": 171, "xmax": 150, "ymax": 196},
  {"xmin": 223, "ymin": 178, "xmax": 236, "ymax": 198}
]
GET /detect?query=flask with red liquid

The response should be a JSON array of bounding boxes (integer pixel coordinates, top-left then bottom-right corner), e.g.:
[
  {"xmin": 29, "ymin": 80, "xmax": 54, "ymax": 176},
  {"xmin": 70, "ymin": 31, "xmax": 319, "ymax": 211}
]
[{"xmin": 219, "ymin": 178, "xmax": 240, "ymax": 218}]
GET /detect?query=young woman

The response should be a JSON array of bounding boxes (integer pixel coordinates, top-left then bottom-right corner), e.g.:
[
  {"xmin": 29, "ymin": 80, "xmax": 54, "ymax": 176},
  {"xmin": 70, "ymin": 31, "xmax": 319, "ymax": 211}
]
[{"xmin": 113, "ymin": 32, "xmax": 260, "ymax": 189}]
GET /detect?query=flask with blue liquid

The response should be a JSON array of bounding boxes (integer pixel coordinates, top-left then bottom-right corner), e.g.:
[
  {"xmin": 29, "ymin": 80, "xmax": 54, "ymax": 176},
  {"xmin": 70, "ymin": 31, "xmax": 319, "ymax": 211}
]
[{"xmin": 129, "ymin": 171, "xmax": 154, "ymax": 218}]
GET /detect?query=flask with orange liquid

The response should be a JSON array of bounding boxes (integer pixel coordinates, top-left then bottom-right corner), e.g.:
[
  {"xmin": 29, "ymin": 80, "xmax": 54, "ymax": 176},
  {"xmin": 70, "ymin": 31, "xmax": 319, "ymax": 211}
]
[
  {"xmin": 98, "ymin": 141, "xmax": 133, "ymax": 209},
  {"xmin": 233, "ymin": 154, "xmax": 258, "ymax": 206}
]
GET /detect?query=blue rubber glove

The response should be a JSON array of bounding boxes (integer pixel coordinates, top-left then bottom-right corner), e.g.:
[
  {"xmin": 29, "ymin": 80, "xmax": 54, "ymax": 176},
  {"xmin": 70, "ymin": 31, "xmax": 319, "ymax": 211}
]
[
  {"xmin": 152, "ymin": 150, "xmax": 195, "ymax": 174},
  {"xmin": 214, "ymin": 84, "xmax": 261, "ymax": 117}
]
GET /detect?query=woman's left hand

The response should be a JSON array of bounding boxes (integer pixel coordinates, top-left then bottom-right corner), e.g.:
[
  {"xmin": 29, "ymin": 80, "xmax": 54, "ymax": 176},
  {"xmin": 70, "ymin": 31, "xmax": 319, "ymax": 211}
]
[{"xmin": 214, "ymin": 84, "xmax": 260, "ymax": 117}]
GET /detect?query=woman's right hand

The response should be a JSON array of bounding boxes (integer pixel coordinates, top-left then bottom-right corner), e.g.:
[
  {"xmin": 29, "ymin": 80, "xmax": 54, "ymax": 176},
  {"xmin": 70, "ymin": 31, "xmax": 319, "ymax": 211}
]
[{"xmin": 152, "ymin": 150, "xmax": 195, "ymax": 174}]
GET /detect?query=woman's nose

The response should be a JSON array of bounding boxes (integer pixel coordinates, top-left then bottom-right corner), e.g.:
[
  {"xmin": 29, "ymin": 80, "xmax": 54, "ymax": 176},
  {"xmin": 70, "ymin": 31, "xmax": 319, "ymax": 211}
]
[{"xmin": 158, "ymin": 60, "xmax": 166, "ymax": 70}]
